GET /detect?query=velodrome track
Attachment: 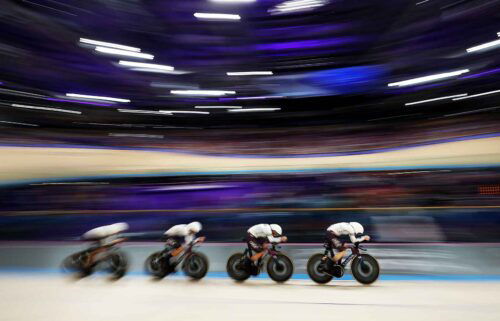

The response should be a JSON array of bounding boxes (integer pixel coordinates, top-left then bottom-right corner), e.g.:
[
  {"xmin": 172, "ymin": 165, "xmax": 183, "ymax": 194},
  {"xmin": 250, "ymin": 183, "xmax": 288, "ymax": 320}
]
[
  {"xmin": 0, "ymin": 134, "xmax": 499, "ymax": 184},
  {"xmin": 1, "ymin": 275, "xmax": 499, "ymax": 321}
]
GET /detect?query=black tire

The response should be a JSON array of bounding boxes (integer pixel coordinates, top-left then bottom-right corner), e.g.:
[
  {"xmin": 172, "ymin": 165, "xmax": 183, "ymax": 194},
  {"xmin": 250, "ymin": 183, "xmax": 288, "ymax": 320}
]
[
  {"xmin": 62, "ymin": 252, "xmax": 92, "ymax": 278},
  {"xmin": 226, "ymin": 253, "xmax": 251, "ymax": 282},
  {"xmin": 145, "ymin": 251, "xmax": 171, "ymax": 279},
  {"xmin": 108, "ymin": 252, "xmax": 128, "ymax": 281},
  {"xmin": 183, "ymin": 252, "xmax": 209, "ymax": 280},
  {"xmin": 351, "ymin": 254, "xmax": 380, "ymax": 285},
  {"xmin": 307, "ymin": 253, "xmax": 334, "ymax": 284},
  {"xmin": 267, "ymin": 253, "xmax": 294, "ymax": 283}
]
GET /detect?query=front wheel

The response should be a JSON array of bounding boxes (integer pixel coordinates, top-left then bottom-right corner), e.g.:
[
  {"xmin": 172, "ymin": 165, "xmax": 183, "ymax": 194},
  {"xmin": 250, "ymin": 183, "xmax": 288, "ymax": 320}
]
[
  {"xmin": 351, "ymin": 254, "xmax": 379, "ymax": 285},
  {"xmin": 226, "ymin": 253, "xmax": 250, "ymax": 282},
  {"xmin": 267, "ymin": 253, "xmax": 294, "ymax": 283},
  {"xmin": 108, "ymin": 252, "xmax": 128, "ymax": 281},
  {"xmin": 183, "ymin": 252, "xmax": 209, "ymax": 280},
  {"xmin": 307, "ymin": 253, "xmax": 333, "ymax": 284}
]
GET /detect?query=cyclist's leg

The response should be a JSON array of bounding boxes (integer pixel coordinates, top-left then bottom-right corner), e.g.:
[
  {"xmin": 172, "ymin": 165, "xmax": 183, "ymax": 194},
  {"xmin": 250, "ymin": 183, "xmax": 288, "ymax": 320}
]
[
  {"xmin": 248, "ymin": 235, "xmax": 265, "ymax": 262},
  {"xmin": 331, "ymin": 236, "xmax": 347, "ymax": 263},
  {"xmin": 165, "ymin": 237, "xmax": 183, "ymax": 257}
]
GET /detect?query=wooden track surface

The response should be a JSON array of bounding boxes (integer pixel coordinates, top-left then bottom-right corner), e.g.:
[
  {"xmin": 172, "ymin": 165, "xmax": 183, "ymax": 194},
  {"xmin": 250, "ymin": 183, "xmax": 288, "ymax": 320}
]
[{"xmin": 0, "ymin": 136, "xmax": 499, "ymax": 182}]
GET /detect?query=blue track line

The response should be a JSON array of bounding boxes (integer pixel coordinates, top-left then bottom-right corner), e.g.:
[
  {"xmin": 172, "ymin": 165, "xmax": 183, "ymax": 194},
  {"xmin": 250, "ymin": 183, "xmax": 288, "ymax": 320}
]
[{"xmin": 2, "ymin": 268, "xmax": 500, "ymax": 281}]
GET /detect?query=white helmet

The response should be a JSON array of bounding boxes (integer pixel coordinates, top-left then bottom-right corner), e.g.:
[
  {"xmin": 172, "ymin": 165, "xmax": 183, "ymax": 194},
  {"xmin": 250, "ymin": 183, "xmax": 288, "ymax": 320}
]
[
  {"xmin": 187, "ymin": 221, "xmax": 202, "ymax": 234},
  {"xmin": 349, "ymin": 222, "xmax": 364, "ymax": 235},
  {"xmin": 270, "ymin": 224, "xmax": 282, "ymax": 236},
  {"xmin": 109, "ymin": 222, "xmax": 129, "ymax": 234}
]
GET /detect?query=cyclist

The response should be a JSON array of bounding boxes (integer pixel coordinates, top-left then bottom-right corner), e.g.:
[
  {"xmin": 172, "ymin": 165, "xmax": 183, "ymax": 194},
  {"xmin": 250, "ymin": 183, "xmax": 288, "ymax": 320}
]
[
  {"xmin": 82, "ymin": 222, "xmax": 129, "ymax": 268},
  {"xmin": 246, "ymin": 223, "xmax": 288, "ymax": 265},
  {"xmin": 325, "ymin": 222, "xmax": 370, "ymax": 264},
  {"xmin": 163, "ymin": 221, "xmax": 205, "ymax": 260}
]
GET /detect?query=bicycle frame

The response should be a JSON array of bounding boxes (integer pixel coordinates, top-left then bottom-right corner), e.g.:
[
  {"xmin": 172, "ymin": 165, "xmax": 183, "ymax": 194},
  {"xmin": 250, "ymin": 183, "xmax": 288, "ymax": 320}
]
[
  {"xmin": 162, "ymin": 241, "xmax": 201, "ymax": 264},
  {"xmin": 323, "ymin": 243, "xmax": 364, "ymax": 267}
]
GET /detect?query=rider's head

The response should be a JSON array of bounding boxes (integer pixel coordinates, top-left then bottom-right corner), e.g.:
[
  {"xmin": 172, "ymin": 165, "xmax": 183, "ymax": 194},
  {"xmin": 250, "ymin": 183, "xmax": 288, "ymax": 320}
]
[
  {"xmin": 270, "ymin": 224, "xmax": 282, "ymax": 237},
  {"xmin": 187, "ymin": 221, "xmax": 202, "ymax": 235},
  {"xmin": 349, "ymin": 222, "xmax": 364, "ymax": 236}
]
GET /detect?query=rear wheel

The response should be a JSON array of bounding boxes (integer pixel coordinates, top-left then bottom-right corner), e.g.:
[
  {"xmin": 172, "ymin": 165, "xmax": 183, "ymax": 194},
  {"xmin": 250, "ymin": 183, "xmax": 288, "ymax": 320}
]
[
  {"xmin": 145, "ymin": 251, "xmax": 171, "ymax": 279},
  {"xmin": 183, "ymin": 252, "xmax": 209, "ymax": 280},
  {"xmin": 351, "ymin": 254, "xmax": 379, "ymax": 285},
  {"xmin": 226, "ymin": 253, "xmax": 250, "ymax": 282},
  {"xmin": 307, "ymin": 253, "xmax": 333, "ymax": 284},
  {"xmin": 62, "ymin": 251, "xmax": 92, "ymax": 278},
  {"xmin": 267, "ymin": 253, "xmax": 294, "ymax": 283}
]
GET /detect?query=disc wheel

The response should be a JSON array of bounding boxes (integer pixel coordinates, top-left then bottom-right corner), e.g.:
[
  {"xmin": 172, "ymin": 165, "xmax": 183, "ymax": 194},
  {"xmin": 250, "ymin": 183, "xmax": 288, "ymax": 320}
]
[
  {"xmin": 267, "ymin": 253, "xmax": 294, "ymax": 283},
  {"xmin": 351, "ymin": 254, "xmax": 380, "ymax": 285},
  {"xmin": 145, "ymin": 251, "xmax": 171, "ymax": 279},
  {"xmin": 307, "ymin": 253, "xmax": 334, "ymax": 284},
  {"xmin": 226, "ymin": 253, "xmax": 251, "ymax": 282},
  {"xmin": 183, "ymin": 252, "xmax": 209, "ymax": 280}
]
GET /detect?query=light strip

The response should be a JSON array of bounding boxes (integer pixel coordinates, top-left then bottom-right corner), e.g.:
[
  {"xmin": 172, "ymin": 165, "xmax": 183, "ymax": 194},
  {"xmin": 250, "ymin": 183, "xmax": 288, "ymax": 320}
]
[
  {"xmin": 209, "ymin": 0, "xmax": 255, "ymax": 2},
  {"xmin": 452, "ymin": 89, "xmax": 500, "ymax": 101},
  {"xmin": 171, "ymin": 90, "xmax": 236, "ymax": 96},
  {"xmin": 227, "ymin": 71, "xmax": 273, "ymax": 76},
  {"xmin": 117, "ymin": 109, "xmax": 172, "ymax": 115},
  {"xmin": 405, "ymin": 94, "xmax": 467, "ymax": 106},
  {"xmin": 193, "ymin": 13, "xmax": 241, "ymax": 20},
  {"xmin": 466, "ymin": 39, "xmax": 500, "ymax": 53},
  {"xmin": 159, "ymin": 110, "xmax": 210, "ymax": 115},
  {"xmin": 79, "ymin": 38, "xmax": 141, "ymax": 52},
  {"xmin": 387, "ymin": 69, "xmax": 469, "ymax": 87},
  {"xmin": 0, "ymin": 120, "xmax": 38, "ymax": 127},
  {"xmin": 66, "ymin": 93, "xmax": 130, "ymax": 103},
  {"xmin": 195, "ymin": 106, "xmax": 242, "ymax": 109},
  {"xmin": 118, "ymin": 60, "xmax": 174, "ymax": 71},
  {"xmin": 94, "ymin": 47, "xmax": 154, "ymax": 60},
  {"xmin": 228, "ymin": 108, "xmax": 281, "ymax": 112},
  {"xmin": 11, "ymin": 104, "xmax": 81, "ymax": 114}
]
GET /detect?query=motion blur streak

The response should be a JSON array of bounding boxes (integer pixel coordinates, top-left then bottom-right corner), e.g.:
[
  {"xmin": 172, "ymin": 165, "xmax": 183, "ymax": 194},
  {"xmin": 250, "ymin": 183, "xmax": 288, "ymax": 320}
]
[
  {"xmin": 388, "ymin": 70, "xmax": 469, "ymax": 87},
  {"xmin": 94, "ymin": 47, "xmax": 154, "ymax": 60},
  {"xmin": 79, "ymin": 38, "xmax": 141, "ymax": 52},
  {"xmin": 66, "ymin": 94, "xmax": 130, "ymax": 103},
  {"xmin": 405, "ymin": 94, "xmax": 467, "ymax": 106},
  {"xmin": 2, "ymin": 1, "xmax": 500, "ymax": 320},
  {"xmin": 11, "ymin": 104, "xmax": 81, "ymax": 114}
]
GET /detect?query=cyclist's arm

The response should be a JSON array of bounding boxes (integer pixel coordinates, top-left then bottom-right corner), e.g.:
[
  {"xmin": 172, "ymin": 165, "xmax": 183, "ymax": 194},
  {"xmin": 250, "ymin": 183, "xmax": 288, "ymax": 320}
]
[
  {"xmin": 349, "ymin": 234, "xmax": 366, "ymax": 244},
  {"xmin": 267, "ymin": 235, "xmax": 282, "ymax": 243}
]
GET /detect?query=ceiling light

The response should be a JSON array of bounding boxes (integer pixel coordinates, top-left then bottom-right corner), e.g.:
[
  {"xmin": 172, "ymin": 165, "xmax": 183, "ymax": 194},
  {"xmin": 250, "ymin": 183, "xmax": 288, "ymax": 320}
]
[
  {"xmin": 466, "ymin": 39, "xmax": 500, "ymax": 53},
  {"xmin": 11, "ymin": 104, "xmax": 81, "ymax": 114},
  {"xmin": 79, "ymin": 38, "xmax": 141, "ymax": 52},
  {"xmin": 452, "ymin": 89, "xmax": 500, "ymax": 101},
  {"xmin": 405, "ymin": 94, "xmax": 467, "ymax": 106},
  {"xmin": 171, "ymin": 90, "xmax": 236, "ymax": 96},
  {"xmin": 118, "ymin": 60, "xmax": 174, "ymax": 71},
  {"xmin": 228, "ymin": 108, "xmax": 281, "ymax": 112},
  {"xmin": 159, "ymin": 110, "xmax": 210, "ymax": 115},
  {"xmin": 66, "ymin": 93, "xmax": 130, "ymax": 103},
  {"xmin": 227, "ymin": 71, "xmax": 273, "ymax": 76},
  {"xmin": 194, "ymin": 13, "xmax": 241, "ymax": 20},
  {"xmin": 388, "ymin": 69, "xmax": 469, "ymax": 87},
  {"xmin": 94, "ymin": 47, "xmax": 154, "ymax": 60}
]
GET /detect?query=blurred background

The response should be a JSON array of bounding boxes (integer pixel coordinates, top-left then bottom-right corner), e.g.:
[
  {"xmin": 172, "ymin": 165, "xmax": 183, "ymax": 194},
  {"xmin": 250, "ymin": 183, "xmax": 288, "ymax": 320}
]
[{"xmin": 1, "ymin": 0, "xmax": 500, "ymax": 280}]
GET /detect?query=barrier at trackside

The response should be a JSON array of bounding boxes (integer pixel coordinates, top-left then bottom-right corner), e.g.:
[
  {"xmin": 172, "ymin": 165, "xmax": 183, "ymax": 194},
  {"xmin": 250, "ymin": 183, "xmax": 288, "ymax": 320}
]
[{"xmin": 1, "ymin": 242, "xmax": 500, "ymax": 276}]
